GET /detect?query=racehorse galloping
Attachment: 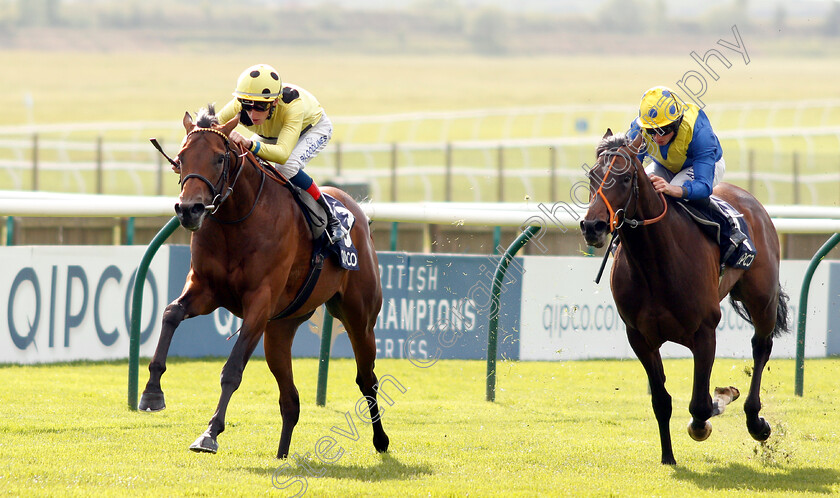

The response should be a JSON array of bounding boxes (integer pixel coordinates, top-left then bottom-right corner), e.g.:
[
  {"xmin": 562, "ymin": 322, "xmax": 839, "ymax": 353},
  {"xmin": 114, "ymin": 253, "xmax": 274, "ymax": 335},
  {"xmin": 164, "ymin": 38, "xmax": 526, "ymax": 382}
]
[
  {"xmin": 580, "ymin": 130, "xmax": 789, "ymax": 465},
  {"xmin": 139, "ymin": 106, "xmax": 389, "ymax": 459}
]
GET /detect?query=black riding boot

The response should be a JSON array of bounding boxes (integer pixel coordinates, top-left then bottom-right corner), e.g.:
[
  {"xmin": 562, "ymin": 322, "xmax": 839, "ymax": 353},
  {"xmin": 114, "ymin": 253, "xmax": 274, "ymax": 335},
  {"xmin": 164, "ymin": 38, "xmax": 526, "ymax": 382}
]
[
  {"xmin": 316, "ymin": 195, "xmax": 346, "ymax": 244},
  {"xmin": 709, "ymin": 200, "xmax": 747, "ymax": 245}
]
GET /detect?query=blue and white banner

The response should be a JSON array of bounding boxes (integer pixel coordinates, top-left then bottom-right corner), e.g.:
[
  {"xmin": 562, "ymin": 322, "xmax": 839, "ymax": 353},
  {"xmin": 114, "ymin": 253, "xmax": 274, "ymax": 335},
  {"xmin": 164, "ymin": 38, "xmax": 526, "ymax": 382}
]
[
  {"xmin": 0, "ymin": 245, "xmax": 836, "ymax": 364},
  {"xmin": 165, "ymin": 249, "xmax": 523, "ymax": 362}
]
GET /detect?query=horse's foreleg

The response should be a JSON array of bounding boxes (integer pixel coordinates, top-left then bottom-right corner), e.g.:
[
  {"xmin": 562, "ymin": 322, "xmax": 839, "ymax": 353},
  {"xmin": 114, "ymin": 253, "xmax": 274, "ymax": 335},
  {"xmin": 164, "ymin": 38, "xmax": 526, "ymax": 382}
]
[
  {"xmin": 745, "ymin": 333, "xmax": 773, "ymax": 440},
  {"xmin": 626, "ymin": 327, "xmax": 674, "ymax": 465},
  {"xmin": 190, "ymin": 323, "xmax": 264, "ymax": 454},
  {"xmin": 687, "ymin": 326, "xmax": 717, "ymax": 442},
  {"xmin": 263, "ymin": 321, "xmax": 302, "ymax": 459},
  {"xmin": 138, "ymin": 301, "xmax": 187, "ymax": 411}
]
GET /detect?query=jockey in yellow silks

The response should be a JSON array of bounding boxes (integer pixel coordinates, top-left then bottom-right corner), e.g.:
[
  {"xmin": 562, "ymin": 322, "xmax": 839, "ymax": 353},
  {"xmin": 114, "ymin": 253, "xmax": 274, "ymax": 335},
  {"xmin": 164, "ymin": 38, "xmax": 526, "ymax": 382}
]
[
  {"xmin": 628, "ymin": 86, "xmax": 746, "ymax": 245},
  {"xmin": 217, "ymin": 64, "xmax": 345, "ymax": 244}
]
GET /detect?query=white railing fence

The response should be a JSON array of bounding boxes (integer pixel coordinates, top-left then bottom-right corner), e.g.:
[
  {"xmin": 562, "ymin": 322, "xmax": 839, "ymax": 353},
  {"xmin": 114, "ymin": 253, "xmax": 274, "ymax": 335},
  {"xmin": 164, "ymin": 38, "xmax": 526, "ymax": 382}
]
[{"xmin": 1, "ymin": 102, "xmax": 839, "ymax": 205}]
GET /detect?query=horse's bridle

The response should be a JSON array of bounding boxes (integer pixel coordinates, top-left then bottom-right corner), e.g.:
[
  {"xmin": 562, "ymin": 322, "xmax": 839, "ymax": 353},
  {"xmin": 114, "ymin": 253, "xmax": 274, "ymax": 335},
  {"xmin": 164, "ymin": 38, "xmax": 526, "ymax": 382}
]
[
  {"xmin": 177, "ymin": 127, "xmax": 250, "ymax": 215},
  {"xmin": 593, "ymin": 148, "xmax": 668, "ymax": 231}
]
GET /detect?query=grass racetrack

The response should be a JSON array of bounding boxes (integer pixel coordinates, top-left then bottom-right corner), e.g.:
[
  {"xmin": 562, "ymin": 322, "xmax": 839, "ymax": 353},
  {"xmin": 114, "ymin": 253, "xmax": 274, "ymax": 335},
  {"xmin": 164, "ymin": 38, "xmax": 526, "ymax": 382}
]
[{"xmin": 2, "ymin": 357, "xmax": 839, "ymax": 496}]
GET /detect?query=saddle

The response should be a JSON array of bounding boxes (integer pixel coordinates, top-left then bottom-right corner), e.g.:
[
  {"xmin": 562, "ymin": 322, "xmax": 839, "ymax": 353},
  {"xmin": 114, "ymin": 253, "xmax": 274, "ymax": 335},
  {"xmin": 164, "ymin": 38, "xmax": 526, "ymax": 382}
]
[{"xmin": 674, "ymin": 196, "xmax": 756, "ymax": 272}]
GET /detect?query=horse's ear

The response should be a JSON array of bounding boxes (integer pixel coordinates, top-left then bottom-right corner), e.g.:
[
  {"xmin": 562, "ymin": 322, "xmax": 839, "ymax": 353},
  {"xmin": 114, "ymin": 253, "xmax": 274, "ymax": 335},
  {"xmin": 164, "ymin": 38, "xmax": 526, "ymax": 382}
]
[
  {"xmin": 628, "ymin": 133, "xmax": 644, "ymax": 154},
  {"xmin": 603, "ymin": 128, "xmax": 613, "ymax": 138},
  {"xmin": 220, "ymin": 114, "xmax": 240, "ymax": 137},
  {"xmin": 183, "ymin": 111, "xmax": 195, "ymax": 133}
]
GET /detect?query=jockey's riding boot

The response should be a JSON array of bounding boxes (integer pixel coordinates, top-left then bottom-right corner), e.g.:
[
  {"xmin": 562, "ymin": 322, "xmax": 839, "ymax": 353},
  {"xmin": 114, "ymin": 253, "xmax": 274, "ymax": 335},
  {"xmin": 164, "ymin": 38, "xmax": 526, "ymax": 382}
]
[
  {"xmin": 709, "ymin": 199, "xmax": 747, "ymax": 246},
  {"xmin": 316, "ymin": 195, "xmax": 346, "ymax": 244}
]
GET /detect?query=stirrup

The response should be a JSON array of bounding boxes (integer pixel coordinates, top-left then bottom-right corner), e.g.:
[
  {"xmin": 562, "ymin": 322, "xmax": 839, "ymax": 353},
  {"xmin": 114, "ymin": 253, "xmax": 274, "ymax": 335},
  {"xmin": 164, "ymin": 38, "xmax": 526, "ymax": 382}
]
[
  {"xmin": 325, "ymin": 221, "xmax": 347, "ymax": 244},
  {"xmin": 729, "ymin": 227, "xmax": 747, "ymax": 246}
]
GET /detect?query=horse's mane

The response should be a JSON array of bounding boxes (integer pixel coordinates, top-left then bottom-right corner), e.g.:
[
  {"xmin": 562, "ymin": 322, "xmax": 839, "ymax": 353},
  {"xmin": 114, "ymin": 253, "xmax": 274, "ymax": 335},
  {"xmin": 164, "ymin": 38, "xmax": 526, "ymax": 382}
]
[
  {"xmin": 596, "ymin": 132, "xmax": 629, "ymax": 158},
  {"xmin": 196, "ymin": 104, "xmax": 219, "ymax": 128}
]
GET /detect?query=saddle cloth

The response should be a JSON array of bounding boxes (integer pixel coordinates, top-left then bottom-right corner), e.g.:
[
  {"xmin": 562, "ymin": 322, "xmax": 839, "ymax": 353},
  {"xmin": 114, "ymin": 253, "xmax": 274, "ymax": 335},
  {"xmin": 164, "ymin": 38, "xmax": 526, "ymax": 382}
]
[
  {"xmin": 322, "ymin": 194, "xmax": 359, "ymax": 271},
  {"xmin": 674, "ymin": 196, "xmax": 756, "ymax": 271}
]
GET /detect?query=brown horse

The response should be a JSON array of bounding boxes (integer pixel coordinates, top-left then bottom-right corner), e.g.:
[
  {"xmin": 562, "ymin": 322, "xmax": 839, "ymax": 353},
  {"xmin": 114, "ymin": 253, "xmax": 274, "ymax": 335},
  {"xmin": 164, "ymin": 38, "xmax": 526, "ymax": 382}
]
[
  {"xmin": 580, "ymin": 130, "xmax": 789, "ymax": 465},
  {"xmin": 139, "ymin": 106, "xmax": 389, "ymax": 459}
]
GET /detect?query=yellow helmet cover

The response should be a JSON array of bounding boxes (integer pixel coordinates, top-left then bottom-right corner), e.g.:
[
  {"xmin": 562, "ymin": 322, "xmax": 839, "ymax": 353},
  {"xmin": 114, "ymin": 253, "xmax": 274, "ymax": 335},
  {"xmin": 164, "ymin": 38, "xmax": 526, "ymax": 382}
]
[
  {"xmin": 636, "ymin": 86, "xmax": 685, "ymax": 129},
  {"xmin": 233, "ymin": 64, "xmax": 283, "ymax": 102}
]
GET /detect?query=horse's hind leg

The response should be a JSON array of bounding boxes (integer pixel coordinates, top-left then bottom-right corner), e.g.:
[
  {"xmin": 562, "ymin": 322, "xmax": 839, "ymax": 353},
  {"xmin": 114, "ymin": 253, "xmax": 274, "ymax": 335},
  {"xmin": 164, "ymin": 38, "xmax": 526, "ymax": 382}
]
[
  {"xmin": 626, "ymin": 326, "xmax": 675, "ymax": 465},
  {"xmin": 732, "ymin": 279, "xmax": 783, "ymax": 441},
  {"xmin": 263, "ymin": 318, "xmax": 305, "ymax": 459},
  {"xmin": 330, "ymin": 299, "xmax": 390, "ymax": 454},
  {"xmin": 736, "ymin": 287, "xmax": 779, "ymax": 440},
  {"xmin": 139, "ymin": 280, "xmax": 215, "ymax": 411},
  {"xmin": 744, "ymin": 331, "xmax": 773, "ymax": 440}
]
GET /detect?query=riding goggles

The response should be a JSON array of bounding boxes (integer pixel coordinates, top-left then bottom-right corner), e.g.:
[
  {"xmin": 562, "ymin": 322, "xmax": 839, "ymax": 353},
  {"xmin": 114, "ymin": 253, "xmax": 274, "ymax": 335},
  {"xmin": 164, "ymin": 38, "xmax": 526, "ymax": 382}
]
[
  {"xmin": 238, "ymin": 99, "xmax": 272, "ymax": 112},
  {"xmin": 645, "ymin": 119, "xmax": 681, "ymax": 137}
]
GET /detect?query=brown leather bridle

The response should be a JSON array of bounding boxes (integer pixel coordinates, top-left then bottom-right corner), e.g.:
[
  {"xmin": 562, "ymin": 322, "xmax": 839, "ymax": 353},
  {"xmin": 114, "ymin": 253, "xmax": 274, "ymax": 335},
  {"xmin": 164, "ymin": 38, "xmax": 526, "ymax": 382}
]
[{"xmin": 593, "ymin": 148, "xmax": 668, "ymax": 231}]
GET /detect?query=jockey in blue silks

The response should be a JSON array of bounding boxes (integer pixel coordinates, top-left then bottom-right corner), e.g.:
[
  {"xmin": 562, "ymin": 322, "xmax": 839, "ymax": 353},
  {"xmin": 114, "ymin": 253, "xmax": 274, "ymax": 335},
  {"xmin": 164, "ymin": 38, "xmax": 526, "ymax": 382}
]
[{"xmin": 627, "ymin": 85, "xmax": 746, "ymax": 245}]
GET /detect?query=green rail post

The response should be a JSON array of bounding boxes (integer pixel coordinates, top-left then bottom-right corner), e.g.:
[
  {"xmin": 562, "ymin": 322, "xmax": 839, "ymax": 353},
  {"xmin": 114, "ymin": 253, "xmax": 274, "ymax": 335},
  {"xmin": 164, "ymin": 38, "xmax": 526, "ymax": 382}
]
[
  {"xmin": 390, "ymin": 221, "xmax": 398, "ymax": 251},
  {"xmin": 5, "ymin": 217, "xmax": 13, "ymax": 246},
  {"xmin": 126, "ymin": 217, "xmax": 136, "ymax": 245},
  {"xmin": 128, "ymin": 215, "xmax": 180, "ymax": 410},
  {"xmin": 486, "ymin": 225, "xmax": 541, "ymax": 402},
  {"xmin": 493, "ymin": 226, "xmax": 501, "ymax": 254},
  {"xmin": 316, "ymin": 308, "xmax": 335, "ymax": 406},
  {"xmin": 795, "ymin": 232, "xmax": 840, "ymax": 397}
]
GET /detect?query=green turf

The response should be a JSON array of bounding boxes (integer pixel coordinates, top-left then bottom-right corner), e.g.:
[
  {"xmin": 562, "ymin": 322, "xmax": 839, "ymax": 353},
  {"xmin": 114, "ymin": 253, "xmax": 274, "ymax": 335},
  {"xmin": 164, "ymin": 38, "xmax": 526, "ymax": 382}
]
[{"xmin": 1, "ymin": 357, "xmax": 838, "ymax": 496}]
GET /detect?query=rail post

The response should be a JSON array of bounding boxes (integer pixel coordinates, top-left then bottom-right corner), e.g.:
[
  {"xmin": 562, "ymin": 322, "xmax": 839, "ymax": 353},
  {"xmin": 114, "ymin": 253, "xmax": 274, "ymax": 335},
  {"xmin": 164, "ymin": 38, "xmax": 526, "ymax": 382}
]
[
  {"xmin": 5, "ymin": 217, "xmax": 13, "ymax": 245},
  {"xmin": 486, "ymin": 225, "xmax": 541, "ymax": 402},
  {"xmin": 127, "ymin": 215, "xmax": 180, "ymax": 410},
  {"xmin": 316, "ymin": 308, "xmax": 335, "ymax": 406},
  {"xmin": 795, "ymin": 232, "xmax": 840, "ymax": 396}
]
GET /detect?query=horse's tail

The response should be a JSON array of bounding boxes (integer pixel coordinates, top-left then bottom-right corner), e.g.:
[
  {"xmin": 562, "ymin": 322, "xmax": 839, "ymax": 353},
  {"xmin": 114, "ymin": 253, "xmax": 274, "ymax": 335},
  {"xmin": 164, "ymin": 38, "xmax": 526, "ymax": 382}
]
[
  {"xmin": 773, "ymin": 286, "xmax": 791, "ymax": 337},
  {"xmin": 728, "ymin": 284, "xmax": 790, "ymax": 338}
]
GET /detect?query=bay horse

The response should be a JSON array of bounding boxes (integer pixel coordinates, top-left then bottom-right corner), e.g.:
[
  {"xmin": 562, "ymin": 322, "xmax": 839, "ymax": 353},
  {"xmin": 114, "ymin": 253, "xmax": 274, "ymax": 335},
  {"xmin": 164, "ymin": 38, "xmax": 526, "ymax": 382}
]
[
  {"xmin": 139, "ymin": 106, "xmax": 389, "ymax": 459},
  {"xmin": 580, "ymin": 130, "xmax": 789, "ymax": 465}
]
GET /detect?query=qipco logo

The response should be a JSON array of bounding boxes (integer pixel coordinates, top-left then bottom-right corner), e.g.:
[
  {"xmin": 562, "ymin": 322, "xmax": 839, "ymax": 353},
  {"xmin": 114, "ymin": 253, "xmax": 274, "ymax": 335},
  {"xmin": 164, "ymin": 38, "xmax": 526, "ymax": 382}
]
[{"xmin": 6, "ymin": 265, "xmax": 159, "ymax": 350}]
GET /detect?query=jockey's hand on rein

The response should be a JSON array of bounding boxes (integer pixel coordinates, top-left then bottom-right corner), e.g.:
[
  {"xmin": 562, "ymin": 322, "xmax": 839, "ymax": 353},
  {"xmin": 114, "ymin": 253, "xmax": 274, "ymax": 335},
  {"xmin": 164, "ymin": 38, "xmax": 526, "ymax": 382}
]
[{"xmin": 229, "ymin": 130, "xmax": 250, "ymax": 150}]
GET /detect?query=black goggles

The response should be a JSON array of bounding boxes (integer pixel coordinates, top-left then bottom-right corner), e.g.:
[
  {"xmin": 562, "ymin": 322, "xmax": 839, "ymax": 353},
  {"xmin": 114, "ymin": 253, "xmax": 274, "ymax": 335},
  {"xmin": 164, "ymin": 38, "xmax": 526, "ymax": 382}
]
[
  {"xmin": 238, "ymin": 99, "xmax": 272, "ymax": 112},
  {"xmin": 645, "ymin": 121, "xmax": 680, "ymax": 137}
]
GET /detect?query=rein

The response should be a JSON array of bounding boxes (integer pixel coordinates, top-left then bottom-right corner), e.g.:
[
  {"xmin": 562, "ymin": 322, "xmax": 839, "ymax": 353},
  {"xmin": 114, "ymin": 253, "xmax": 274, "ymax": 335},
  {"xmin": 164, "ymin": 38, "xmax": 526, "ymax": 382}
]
[{"xmin": 594, "ymin": 150, "xmax": 668, "ymax": 231}]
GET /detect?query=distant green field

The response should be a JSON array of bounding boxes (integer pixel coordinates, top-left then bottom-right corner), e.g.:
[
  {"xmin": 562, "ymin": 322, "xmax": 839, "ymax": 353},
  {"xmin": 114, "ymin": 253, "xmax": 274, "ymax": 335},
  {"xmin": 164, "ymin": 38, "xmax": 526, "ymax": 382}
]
[
  {"xmin": 2, "ymin": 50, "xmax": 839, "ymax": 204},
  {"xmin": 4, "ymin": 51, "xmax": 840, "ymax": 125},
  {"xmin": 1, "ymin": 357, "xmax": 839, "ymax": 496}
]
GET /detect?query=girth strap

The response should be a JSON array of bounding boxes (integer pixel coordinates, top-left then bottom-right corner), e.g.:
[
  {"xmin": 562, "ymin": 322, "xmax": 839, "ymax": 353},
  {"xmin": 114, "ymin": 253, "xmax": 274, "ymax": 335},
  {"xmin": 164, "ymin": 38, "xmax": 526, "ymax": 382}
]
[{"xmin": 268, "ymin": 251, "xmax": 326, "ymax": 321}]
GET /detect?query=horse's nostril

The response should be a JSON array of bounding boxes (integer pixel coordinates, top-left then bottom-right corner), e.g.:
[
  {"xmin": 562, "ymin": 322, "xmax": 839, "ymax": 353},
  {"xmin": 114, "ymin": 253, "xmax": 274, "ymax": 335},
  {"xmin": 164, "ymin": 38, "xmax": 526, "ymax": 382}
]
[
  {"xmin": 189, "ymin": 203, "xmax": 205, "ymax": 217},
  {"xmin": 174, "ymin": 203, "xmax": 182, "ymax": 215}
]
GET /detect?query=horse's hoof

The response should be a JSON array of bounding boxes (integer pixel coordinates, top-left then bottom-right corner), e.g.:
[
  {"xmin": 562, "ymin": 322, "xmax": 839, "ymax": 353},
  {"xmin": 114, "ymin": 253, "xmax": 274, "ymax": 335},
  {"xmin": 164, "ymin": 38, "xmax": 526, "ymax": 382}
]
[
  {"xmin": 138, "ymin": 391, "xmax": 166, "ymax": 412},
  {"xmin": 714, "ymin": 385, "xmax": 740, "ymax": 402},
  {"xmin": 661, "ymin": 455, "xmax": 677, "ymax": 465},
  {"xmin": 749, "ymin": 417, "xmax": 772, "ymax": 441},
  {"xmin": 189, "ymin": 434, "xmax": 219, "ymax": 454},
  {"xmin": 373, "ymin": 433, "xmax": 390, "ymax": 453},
  {"xmin": 688, "ymin": 419, "xmax": 712, "ymax": 441}
]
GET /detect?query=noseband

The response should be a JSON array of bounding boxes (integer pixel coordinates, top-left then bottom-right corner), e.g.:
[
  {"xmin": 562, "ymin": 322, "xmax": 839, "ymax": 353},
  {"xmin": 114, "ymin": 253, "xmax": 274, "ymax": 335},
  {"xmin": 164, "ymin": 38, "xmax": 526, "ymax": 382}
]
[
  {"xmin": 593, "ymin": 148, "xmax": 668, "ymax": 231},
  {"xmin": 179, "ymin": 127, "xmax": 246, "ymax": 214}
]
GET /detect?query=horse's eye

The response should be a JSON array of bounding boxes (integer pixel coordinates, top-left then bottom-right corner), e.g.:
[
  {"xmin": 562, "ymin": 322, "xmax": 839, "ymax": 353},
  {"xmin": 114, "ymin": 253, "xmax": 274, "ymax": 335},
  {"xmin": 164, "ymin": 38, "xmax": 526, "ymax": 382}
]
[{"xmin": 216, "ymin": 154, "xmax": 225, "ymax": 165}]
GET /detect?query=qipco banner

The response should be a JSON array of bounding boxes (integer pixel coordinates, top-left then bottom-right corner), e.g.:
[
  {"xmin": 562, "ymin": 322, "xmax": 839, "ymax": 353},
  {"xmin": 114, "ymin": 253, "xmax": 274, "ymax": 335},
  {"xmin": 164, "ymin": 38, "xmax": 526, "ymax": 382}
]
[
  {"xmin": 518, "ymin": 257, "xmax": 836, "ymax": 360},
  {"xmin": 165, "ymin": 250, "xmax": 525, "ymax": 362},
  {"xmin": 1, "ymin": 246, "xmax": 169, "ymax": 364}
]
